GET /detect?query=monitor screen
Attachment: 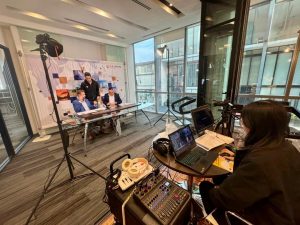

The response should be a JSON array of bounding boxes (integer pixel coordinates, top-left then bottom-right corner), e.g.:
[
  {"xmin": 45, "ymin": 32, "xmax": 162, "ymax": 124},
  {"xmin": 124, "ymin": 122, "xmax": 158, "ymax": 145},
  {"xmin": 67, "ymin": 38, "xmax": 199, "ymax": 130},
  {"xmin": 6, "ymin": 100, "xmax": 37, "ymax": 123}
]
[
  {"xmin": 169, "ymin": 126, "xmax": 194, "ymax": 155},
  {"xmin": 191, "ymin": 106, "xmax": 214, "ymax": 133}
]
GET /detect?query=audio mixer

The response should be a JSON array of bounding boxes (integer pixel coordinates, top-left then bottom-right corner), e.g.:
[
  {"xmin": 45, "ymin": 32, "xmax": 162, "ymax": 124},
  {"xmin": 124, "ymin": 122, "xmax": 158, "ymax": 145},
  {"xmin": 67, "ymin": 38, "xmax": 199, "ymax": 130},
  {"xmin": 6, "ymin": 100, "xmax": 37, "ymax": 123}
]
[{"xmin": 133, "ymin": 174, "xmax": 191, "ymax": 225}]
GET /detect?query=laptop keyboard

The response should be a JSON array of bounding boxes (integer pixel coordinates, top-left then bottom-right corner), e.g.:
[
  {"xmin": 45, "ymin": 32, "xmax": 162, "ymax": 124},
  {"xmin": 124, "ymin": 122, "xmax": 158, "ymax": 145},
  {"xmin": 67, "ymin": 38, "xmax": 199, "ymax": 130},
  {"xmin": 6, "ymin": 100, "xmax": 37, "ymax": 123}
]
[{"xmin": 181, "ymin": 149, "xmax": 207, "ymax": 166}]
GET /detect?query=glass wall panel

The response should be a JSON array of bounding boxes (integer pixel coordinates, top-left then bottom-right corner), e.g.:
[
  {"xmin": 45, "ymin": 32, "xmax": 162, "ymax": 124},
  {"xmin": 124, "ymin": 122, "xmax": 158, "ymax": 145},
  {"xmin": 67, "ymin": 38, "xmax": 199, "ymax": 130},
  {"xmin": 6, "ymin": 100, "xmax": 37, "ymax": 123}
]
[
  {"xmin": 262, "ymin": 53, "xmax": 276, "ymax": 85},
  {"xmin": 186, "ymin": 24, "xmax": 200, "ymax": 93},
  {"xmin": 270, "ymin": 0, "xmax": 300, "ymax": 41},
  {"xmin": 134, "ymin": 25, "xmax": 200, "ymax": 114},
  {"xmin": 245, "ymin": 3, "xmax": 270, "ymax": 45},
  {"xmin": 157, "ymin": 93, "xmax": 183, "ymax": 113},
  {"xmin": 155, "ymin": 29, "xmax": 185, "ymax": 94},
  {"xmin": 136, "ymin": 92, "xmax": 155, "ymax": 112},
  {"xmin": 0, "ymin": 47, "xmax": 30, "ymax": 151},
  {"xmin": 203, "ymin": 23, "xmax": 233, "ymax": 103},
  {"xmin": 237, "ymin": 0, "xmax": 300, "ymax": 131}
]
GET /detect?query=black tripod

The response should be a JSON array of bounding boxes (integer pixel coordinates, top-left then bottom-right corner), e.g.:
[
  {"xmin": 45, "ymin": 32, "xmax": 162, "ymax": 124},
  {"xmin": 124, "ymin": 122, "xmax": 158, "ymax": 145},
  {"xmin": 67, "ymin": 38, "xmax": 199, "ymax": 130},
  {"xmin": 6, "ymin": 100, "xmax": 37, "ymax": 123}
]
[
  {"xmin": 25, "ymin": 35, "xmax": 107, "ymax": 225},
  {"xmin": 153, "ymin": 45, "xmax": 180, "ymax": 126}
]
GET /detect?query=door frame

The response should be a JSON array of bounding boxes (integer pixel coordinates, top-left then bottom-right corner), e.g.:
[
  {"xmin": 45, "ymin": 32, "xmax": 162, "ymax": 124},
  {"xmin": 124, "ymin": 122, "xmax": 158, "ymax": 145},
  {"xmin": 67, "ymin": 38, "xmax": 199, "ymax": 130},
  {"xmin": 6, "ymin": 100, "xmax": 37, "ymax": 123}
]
[{"xmin": 0, "ymin": 44, "xmax": 33, "ymax": 158}]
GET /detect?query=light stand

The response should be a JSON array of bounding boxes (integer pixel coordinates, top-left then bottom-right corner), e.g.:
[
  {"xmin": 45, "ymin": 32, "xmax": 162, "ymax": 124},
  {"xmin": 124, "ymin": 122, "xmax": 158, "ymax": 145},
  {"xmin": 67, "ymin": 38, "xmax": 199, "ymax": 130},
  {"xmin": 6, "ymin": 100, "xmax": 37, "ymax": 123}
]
[
  {"xmin": 154, "ymin": 45, "xmax": 180, "ymax": 126},
  {"xmin": 25, "ymin": 34, "xmax": 107, "ymax": 225}
]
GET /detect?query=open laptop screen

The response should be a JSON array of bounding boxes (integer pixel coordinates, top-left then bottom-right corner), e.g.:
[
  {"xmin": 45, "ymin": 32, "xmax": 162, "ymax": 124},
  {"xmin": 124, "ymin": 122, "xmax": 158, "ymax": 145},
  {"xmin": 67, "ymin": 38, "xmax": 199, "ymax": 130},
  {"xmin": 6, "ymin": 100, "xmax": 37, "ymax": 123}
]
[
  {"xmin": 191, "ymin": 106, "xmax": 214, "ymax": 134},
  {"xmin": 169, "ymin": 126, "xmax": 195, "ymax": 156}
]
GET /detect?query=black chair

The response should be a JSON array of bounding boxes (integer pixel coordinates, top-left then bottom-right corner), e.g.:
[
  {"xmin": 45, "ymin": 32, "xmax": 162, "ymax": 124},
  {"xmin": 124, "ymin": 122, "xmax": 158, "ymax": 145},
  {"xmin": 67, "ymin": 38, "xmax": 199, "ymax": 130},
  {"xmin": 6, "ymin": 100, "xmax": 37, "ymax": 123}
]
[{"xmin": 171, "ymin": 96, "xmax": 196, "ymax": 125}]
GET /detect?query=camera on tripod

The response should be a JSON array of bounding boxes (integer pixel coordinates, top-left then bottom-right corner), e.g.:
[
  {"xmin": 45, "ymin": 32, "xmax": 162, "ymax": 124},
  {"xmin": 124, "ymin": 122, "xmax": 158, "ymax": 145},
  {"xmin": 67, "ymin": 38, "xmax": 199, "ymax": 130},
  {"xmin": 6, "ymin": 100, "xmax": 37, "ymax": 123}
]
[
  {"xmin": 213, "ymin": 99, "xmax": 243, "ymax": 136},
  {"xmin": 35, "ymin": 33, "xmax": 63, "ymax": 57}
]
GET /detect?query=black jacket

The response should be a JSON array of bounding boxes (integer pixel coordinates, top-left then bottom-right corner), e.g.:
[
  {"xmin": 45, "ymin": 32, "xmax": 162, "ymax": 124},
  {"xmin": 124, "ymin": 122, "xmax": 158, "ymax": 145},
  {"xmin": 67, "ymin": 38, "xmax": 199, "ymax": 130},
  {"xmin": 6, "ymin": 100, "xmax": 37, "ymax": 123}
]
[
  {"xmin": 103, "ymin": 93, "xmax": 122, "ymax": 105},
  {"xmin": 80, "ymin": 80, "xmax": 99, "ymax": 102},
  {"xmin": 209, "ymin": 141, "xmax": 300, "ymax": 225}
]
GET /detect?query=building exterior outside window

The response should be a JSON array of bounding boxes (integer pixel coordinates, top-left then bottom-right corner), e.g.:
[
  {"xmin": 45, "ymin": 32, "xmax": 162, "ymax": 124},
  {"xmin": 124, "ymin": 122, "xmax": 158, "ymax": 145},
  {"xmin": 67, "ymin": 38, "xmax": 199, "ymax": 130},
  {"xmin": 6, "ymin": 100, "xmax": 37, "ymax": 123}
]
[
  {"xmin": 238, "ymin": 0, "xmax": 300, "ymax": 128},
  {"xmin": 134, "ymin": 24, "xmax": 200, "ymax": 114}
]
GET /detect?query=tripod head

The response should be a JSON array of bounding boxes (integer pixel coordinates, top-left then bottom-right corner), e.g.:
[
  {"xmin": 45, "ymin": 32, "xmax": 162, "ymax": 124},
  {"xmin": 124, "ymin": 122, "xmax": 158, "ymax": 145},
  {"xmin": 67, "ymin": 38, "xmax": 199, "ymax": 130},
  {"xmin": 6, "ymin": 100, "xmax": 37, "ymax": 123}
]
[{"xmin": 34, "ymin": 33, "xmax": 63, "ymax": 58}]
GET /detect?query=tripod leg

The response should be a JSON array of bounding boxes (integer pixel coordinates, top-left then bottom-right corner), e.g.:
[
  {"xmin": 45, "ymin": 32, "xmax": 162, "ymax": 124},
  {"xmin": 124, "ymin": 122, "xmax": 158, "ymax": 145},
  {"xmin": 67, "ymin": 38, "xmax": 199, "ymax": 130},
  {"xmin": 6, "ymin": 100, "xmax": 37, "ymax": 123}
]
[
  {"xmin": 140, "ymin": 109, "xmax": 152, "ymax": 126},
  {"xmin": 153, "ymin": 110, "xmax": 168, "ymax": 126},
  {"xmin": 69, "ymin": 154, "xmax": 106, "ymax": 180},
  {"xmin": 25, "ymin": 155, "xmax": 66, "ymax": 225},
  {"xmin": 169, "ymin": 110, "xmax": 181, "ymax": 122}
]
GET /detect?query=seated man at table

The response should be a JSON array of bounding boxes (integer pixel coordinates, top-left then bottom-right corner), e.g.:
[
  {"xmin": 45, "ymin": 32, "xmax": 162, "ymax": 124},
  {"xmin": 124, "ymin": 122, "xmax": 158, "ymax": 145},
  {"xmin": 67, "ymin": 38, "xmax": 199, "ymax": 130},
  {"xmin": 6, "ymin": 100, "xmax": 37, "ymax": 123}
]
[
  {"xmin": 72, "ymin": 90, "xmax": 99, "ymax": 139},
  {"xmin": 103, "ymin": 87, "xmax": 122, "ymax": 108},
  {"xmin": 72, "ymin": 89, "xmax": 96, "ymax": 113}
]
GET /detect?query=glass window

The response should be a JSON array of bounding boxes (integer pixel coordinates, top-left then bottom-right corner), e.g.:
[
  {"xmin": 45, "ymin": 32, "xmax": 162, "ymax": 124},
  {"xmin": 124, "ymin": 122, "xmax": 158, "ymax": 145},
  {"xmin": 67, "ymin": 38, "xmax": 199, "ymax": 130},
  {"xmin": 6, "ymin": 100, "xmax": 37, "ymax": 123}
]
[
  {"xmin": 248, "ymin": 55, "xmax": 261, "ymax": 86},
  {"xmin": 0, "ymin": 47, "xmax": 31, "ymax": 152},
  {"xmin": 262, "ymin": 52, "xmax": 276, "ymax": 85},
  {"xmin": 272, "ymin": 52, "xmax": 291, "ymax": 85},
  {"xmin": 270, "ymin": 0, "xmax": 300, "ymax": 41},
  {"xmin": 134, "ymin": 25, "xmax": 200, "ymax": 113},
  {"xmin": 238, "ymin": 0, "xmax": 300, "ymax": 106},
  {"xmin": 136, "ymin": 92, "xmax": 155, "ymax": 112},
  {"xmin": 186, "ymin": 24, "xmax": 200, "ymax": 94},
  {"xmin": 240, "ymin": 57, "xmax": 251, "ymax": 86},
  {"xmin": 134, "ymin": 38, "xmax": 155, "ymax": 92},
  {"xmin": 155, "ymin": 29, "xmax": 185, "ymax": 94},
  {"xmin": 247, "ymin": 3, "xmax": 270, "ymax": 45}
]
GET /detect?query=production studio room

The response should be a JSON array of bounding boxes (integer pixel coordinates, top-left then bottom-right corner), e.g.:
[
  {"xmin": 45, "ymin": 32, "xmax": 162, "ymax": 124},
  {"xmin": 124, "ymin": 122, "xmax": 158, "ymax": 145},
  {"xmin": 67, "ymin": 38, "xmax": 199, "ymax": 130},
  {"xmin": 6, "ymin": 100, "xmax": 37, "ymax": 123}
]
[{"xmin": 0, "ymin": 0, "xmax": 300, "ymax": 225}]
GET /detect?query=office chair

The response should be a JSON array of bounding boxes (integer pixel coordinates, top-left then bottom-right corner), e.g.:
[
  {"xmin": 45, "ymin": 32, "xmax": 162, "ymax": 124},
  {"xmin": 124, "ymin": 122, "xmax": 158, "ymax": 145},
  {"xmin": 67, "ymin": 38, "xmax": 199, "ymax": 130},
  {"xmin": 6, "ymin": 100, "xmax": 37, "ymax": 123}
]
[{"xmin": 171, "ymin": 96, "xmax": 196, "ymax": 125}]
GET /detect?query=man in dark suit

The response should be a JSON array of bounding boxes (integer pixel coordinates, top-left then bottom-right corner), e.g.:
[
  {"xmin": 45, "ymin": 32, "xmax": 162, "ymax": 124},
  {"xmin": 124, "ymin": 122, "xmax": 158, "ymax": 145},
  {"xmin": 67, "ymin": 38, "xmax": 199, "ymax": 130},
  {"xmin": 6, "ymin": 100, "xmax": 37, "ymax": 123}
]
[
  {"xmin": 72, "ymin": 90, "xmax": 96, "ymax": 113},
  {"xmin": 80, "ymin": 72, "xmax": 100, "ymax": 106},
  {"xmin": 103, "ymin": 87, "xmax": 122, "ymax": 108}
]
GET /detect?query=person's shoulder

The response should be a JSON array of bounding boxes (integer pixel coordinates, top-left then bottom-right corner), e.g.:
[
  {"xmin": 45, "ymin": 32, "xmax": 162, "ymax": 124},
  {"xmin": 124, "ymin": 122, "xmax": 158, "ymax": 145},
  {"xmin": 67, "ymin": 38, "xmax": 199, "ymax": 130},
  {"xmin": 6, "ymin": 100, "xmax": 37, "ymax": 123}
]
[{"xmin": 72, "ymin": 99, "xmax": 79, "ymax": 104}]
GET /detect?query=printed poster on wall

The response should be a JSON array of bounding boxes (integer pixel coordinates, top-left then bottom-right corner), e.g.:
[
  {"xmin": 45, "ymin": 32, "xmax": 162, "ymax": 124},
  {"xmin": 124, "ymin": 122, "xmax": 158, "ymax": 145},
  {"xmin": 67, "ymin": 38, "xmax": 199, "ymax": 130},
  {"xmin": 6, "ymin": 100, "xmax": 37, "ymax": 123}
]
[{"xmin": 25, "ymin": 54, "xmax": 126, "ymax": 129}]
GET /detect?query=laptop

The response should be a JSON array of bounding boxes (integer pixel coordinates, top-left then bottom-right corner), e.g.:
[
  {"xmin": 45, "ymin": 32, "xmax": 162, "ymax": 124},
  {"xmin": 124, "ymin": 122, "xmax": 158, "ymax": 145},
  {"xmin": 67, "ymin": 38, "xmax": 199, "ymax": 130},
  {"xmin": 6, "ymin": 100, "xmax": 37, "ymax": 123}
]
[
  {"xmin": 168, "ymin": 125, "xmax": 218, "ymax": 174},
  {"xmin": 191, "ymin": 105, "xmax": 214, "ymax": 134}
]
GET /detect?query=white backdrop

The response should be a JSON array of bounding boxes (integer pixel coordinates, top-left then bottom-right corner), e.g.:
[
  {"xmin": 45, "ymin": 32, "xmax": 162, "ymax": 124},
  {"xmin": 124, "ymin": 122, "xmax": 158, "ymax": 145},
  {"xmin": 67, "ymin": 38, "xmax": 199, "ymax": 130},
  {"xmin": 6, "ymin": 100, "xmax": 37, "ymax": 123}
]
[{"xmin": 25, "ymin": 54, "xmax": 126, "ymax": 129}]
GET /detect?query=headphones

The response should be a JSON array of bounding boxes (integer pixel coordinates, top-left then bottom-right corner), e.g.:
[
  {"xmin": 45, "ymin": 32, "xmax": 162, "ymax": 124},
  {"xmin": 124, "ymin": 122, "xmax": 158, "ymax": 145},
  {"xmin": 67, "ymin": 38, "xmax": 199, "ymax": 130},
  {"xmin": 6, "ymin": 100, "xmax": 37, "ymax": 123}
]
[{"xmin": 153, "ymin": 138, "xmax": 173, "ymax": 156}]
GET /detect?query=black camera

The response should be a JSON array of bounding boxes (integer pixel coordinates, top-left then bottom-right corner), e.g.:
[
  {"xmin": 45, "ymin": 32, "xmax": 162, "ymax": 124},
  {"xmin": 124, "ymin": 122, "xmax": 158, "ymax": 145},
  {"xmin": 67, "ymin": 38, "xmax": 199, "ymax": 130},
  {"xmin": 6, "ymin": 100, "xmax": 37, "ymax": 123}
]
[
  {"xmin": 35, "ymin": 33, "xmax": 63, "ymax": 57},
  {"xmin": 36, "ymin": 33, "xmax": 51, "ymax": 45}
]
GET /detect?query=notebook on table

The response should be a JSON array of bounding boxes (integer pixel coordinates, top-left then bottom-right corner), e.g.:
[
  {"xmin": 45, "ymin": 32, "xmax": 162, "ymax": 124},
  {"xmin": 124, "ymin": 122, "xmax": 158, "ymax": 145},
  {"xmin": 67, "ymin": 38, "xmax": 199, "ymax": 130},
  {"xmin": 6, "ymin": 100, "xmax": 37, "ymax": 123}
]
[{"xmin": 168, "ymin": 125, "xmax": 218, "ymax": 174}]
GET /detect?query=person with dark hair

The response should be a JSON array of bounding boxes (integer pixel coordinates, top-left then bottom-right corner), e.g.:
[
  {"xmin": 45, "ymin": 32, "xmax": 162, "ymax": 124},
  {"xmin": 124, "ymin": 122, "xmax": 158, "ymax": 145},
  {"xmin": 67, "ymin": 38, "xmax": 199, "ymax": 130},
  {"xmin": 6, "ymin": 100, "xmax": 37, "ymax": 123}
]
[
  {"xmin": 103, "ymin": 87, "xmax": 122, "ymax": 108},
  {"xmin": 72, "ymin": 90, "xmax": 96, "ymax": 113},
  {"xmin": 80, "ymin": 72, "xmax": 100, "ymax": 106},
  {"xmin": 200, "ymin": 100, "xmax": 300, "ymax": 225}
]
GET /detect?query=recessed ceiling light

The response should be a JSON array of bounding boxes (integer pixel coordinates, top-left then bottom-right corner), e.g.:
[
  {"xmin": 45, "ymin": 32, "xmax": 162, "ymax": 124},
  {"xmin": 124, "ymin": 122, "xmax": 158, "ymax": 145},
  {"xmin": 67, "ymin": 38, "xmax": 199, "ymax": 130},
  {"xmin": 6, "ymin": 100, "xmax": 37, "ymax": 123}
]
[
  {"xmin": 72, "ymin": 24, "xmax": 90, "ymax": 31},
  {"xmin": 107, "ymin": 33, "xmax": 117, "ymax": 38},
  {"xmin": 284, "ymin": 47, "xmax": 291, "ymax": 53},
  {"xmin": 21, "ymin": 39, "xmax": 30, "ymax": 43},
  {"xmin": 23, "ymin": 12, "xmax": 50, "ymax": 21},
  {"xmin": 89, "ymin": 8, "xmax": 112, "ymax": 19},
  {"xmin": 62, "ymin": 0, "xmax": 148, "ymax": 30},
  {"xmin": 169, "ymin": 3, "xmax": 173, "ymax": 7}
]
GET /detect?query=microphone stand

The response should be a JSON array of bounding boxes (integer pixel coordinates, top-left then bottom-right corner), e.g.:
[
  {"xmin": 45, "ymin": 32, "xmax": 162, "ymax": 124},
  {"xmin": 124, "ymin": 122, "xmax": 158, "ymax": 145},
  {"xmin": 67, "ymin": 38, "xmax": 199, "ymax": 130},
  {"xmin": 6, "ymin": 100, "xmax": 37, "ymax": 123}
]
[{"xmin": 25, "ymin": 42, "xmax": 107, "ymax": 225}]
